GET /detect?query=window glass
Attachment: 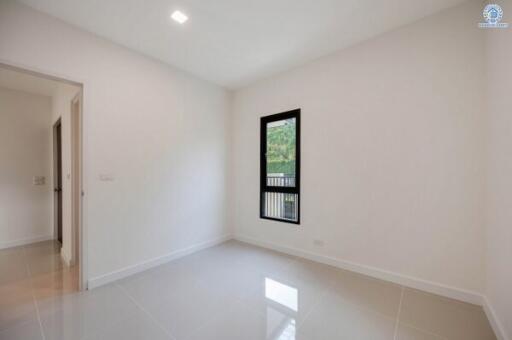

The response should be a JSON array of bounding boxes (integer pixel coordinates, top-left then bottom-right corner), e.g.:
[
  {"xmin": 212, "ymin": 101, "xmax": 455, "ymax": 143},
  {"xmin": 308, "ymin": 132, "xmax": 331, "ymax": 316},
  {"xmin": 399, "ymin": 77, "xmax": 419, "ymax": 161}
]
[{"xmin": 266, "ymin": 118, "xmax": 296, "ymax": 187}]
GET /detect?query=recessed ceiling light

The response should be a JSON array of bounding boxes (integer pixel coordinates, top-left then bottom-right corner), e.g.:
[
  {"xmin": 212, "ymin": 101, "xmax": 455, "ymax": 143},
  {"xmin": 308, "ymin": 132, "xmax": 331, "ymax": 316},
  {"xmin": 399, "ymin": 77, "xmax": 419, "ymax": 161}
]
[{"xmin": 171, "ymin": 10, "xmax": 188, "ymax": 24}]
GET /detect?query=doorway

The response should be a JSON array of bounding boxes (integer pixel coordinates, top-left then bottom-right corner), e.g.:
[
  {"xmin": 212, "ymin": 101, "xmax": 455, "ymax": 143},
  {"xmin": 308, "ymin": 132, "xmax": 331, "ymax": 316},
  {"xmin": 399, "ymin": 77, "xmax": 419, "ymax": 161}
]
[
  {"xmin": 53, "ymin": 119, "xmax": 63, "ymax": 245},
  {"xmin": 0, "ymin": 61, "xmax": 86, "ymax": 291}
]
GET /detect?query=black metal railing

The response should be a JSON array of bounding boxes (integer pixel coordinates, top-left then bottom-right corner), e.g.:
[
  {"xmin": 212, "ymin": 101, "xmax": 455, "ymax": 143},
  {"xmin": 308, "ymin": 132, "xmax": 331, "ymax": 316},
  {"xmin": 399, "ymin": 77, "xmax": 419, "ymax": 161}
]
[
  {"xmin": 267, "ymin": 176, "xmax": 296, "ymax": 187},
  {"xmin": 263, "ymin": 176, "xmax": 298, "ymax": 221}
]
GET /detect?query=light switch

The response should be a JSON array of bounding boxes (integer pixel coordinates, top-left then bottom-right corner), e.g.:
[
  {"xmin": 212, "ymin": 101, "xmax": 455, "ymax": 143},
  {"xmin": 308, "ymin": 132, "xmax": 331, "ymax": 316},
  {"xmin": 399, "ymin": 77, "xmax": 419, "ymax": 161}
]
[{"xmin": 33, "ymin": 176, "xmax": 46, "ymax": 185}]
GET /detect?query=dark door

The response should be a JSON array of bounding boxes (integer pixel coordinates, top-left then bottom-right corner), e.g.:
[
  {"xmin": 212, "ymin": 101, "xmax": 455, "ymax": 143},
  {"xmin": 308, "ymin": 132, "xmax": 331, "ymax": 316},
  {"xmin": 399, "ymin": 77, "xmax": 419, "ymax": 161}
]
[{"xmin": 53, "ymin": 120, "xmax": 63, "ymax": 244}]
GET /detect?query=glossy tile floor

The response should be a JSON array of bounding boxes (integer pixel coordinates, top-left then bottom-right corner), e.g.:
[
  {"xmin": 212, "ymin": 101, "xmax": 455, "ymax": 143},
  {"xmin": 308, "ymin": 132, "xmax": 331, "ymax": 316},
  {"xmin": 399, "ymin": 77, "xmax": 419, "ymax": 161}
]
[
  {"xmin": 0, "ymin": 240, "xmax": 79, "ymax": 340},
  {"xmin": 0, "ymin": 240, "xmax": 495, "ymax": 340}
]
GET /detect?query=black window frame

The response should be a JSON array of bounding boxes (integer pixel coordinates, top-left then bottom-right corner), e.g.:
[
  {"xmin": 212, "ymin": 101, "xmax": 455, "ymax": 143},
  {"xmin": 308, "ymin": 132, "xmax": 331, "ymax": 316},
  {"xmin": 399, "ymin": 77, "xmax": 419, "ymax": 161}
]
[{"xmin": 260, "ymin": 109, "xmax": 301, "ymax": 225}]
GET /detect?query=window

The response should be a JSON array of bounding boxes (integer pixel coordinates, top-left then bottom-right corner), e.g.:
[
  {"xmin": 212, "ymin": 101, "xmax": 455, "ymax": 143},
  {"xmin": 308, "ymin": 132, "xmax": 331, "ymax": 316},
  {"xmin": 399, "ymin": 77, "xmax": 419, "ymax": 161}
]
[{"xmin": 260, "ymin": 109, "xmax": 300, "ymax": 224}]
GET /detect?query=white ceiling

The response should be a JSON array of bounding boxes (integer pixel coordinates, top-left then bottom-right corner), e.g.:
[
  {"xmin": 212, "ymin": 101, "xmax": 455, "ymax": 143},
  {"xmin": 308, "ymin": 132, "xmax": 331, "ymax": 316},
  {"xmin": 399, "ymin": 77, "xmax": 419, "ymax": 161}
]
[{"xmin": 18, "ymin": 0, "xmax": 469, "ymax": 89}]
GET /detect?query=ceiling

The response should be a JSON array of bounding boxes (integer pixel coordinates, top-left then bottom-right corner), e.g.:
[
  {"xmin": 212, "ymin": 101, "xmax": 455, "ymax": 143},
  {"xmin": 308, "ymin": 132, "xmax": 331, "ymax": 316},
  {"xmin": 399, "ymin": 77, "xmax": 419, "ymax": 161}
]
[
  {"xmin": 18, "ymin": 0, "xmax": 469, "ymax": 89},
  {"xmin": 0, "ymin": 66, "xmax": 79, "ymax": 97}
]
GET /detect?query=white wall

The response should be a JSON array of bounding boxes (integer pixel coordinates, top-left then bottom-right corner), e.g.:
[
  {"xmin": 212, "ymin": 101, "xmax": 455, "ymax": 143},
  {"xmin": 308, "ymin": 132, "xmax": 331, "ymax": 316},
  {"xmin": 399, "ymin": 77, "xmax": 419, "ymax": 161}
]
[
  {"xmin": 485, "ymin": 1, "xmax": 512, "ymax": 338},
  {"xmin": 232, "ymin": 1, "xmax": 486, "ymax": 294},
  {"xmin": 51, "ymin": 83, "xmax": 81, "ymax": 265},
  {"xmin": 0, "ymin": 1, "xmax": 231, "ymax": 283},
  {"xmin": 0, "ymin": 87, "xmax": 53, "ymax": 248}
]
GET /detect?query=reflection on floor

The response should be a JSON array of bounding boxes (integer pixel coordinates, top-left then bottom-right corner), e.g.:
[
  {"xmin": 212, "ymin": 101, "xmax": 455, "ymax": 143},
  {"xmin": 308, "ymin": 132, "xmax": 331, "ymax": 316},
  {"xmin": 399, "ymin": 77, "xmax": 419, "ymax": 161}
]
[
  {"xmin": 0, "ymin": 240, "xmax": 78, "ymax": 339},
  {"xmin": 0, "ymin": 240, "xmax": 495, "ymax": 340}
]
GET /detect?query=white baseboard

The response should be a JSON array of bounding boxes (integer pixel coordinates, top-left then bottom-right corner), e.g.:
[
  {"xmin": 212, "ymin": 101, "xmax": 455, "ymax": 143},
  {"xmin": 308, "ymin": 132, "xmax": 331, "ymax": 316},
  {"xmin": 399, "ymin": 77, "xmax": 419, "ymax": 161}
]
[
  {"xmin": 0, "ymin": 235, "xmax": 54, "ymax": 250},
  {"xmin": 235, "ymin": 234, "xmax": 483, "ymax": 306},
  {"xmin": 483, "ymin": 296, "xmax": 510, "ymax": 340},
  {"xmin": 88, "ymin": 234, "xmax": 232, "ymax": 289}
]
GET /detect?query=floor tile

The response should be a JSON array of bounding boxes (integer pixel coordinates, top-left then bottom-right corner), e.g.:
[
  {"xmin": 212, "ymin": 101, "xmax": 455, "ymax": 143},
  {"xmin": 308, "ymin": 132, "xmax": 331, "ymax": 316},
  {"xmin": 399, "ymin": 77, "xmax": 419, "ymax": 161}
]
[
  {"xmin": 31, "ymin": 266, "xmax": 79, "ymax": 300},
  {"xmin": 23, "ymin": 240, "xmax": 61, "ymax": 257},
  {"xmin": 22, "ymin": 241, "xmax": 65, "ymax": 277},
  {"xmin": 235, "ymin": 246, "xmax": 300, "ymax": 277},
  {"xmin": 0, "ymin": 317, "xmax": 44, "ymax": 340},
  {"xmin": 0, "ymin": 247, "xmax": 29, "ymax": 285},
  {"xmin": 140, "ymin": 280, "xmax": 239, "ymax": 340},
  {"xmin": 285, "ymin": 257, "xmax": 339, "ymax": 285},
  {"xmin": 197, "ymin": 260, "xmax": 266, "ymax": 300},
  {"xmin": 39, "ymin": 284, "xmax": 139, "ymax": 340},
  {"xmin": 118, "ymin": 265, "xmax": 202, "ymax": 311},
  {"xmin": 396, "ymin": 323, "xmax": 445, "ymax": 340},
  {"xmin": 399, "ymin": 288, "xmax": 496, "ymax": 340},
  {"xmin": 296, "ymin": 293, "xmax": 397, "ymax": 340},
  {"xmin": 326, "ymin": 269, "xmax": 402, "ymax": 318},
  {"xmin": 186, "ymin": 301, "xmax": 268, "ymax": 340},
  {"xmin": 117, "ymin": 273, "xmax": 170, "ymax": 311},
  {"xmin": 82, "ymin": 310, "xmax": 172, "ymax": 340},
  {"xmin": 239, "ymin": 270, "xmax": 329, "ymax": 326},
  {"xmin": 26, "ymin": 253, "xmax": 65, "ymax": 276},
  {"xmin": 0, "ymin": 279, "xmax": 37, "ymax": 331}
]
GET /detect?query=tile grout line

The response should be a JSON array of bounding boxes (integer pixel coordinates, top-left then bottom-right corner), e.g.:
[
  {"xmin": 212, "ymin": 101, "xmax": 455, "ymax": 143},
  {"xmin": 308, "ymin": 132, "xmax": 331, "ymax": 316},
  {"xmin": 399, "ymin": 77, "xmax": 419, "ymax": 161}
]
[
  {"xmin": 398, "ymin": 321, "xmax": 449, "ymax": 340},
  {"xmin": 21, "ymin": 246, "xmax": 47, "ymax": 340},
  {"xmin": 116, "ymin": 283, "xmax": 177, "ymax": 340},
  {"xmin": 392, "ymin": 286, "xmax": 448, "ymax": 339},
  {"xmin": 295, "ymin": 288, "xmax": 330, "ymax": 330},
  {"xmin": 393, "ymin": 286, "xmax": 405, "ymax": 340}
]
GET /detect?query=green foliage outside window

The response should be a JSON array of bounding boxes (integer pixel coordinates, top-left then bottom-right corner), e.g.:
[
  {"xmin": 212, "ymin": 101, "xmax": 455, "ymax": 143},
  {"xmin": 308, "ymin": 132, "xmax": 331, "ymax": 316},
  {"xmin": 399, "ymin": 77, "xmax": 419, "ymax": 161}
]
[{"xmin": 266, "ymin": 118, "xmax": 296, "ymax": 176}]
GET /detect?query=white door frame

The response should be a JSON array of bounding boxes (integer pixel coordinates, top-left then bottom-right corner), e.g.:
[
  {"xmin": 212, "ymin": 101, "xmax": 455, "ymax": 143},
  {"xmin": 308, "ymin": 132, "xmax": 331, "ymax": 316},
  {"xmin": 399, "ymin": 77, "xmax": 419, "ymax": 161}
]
[
  {"xmin": 71, "ymin": 92, "xmax": 83, "ymax": 289},
  {"xmin": 0, "ymin": 60, "xmax": 88, "ymax": 291}
]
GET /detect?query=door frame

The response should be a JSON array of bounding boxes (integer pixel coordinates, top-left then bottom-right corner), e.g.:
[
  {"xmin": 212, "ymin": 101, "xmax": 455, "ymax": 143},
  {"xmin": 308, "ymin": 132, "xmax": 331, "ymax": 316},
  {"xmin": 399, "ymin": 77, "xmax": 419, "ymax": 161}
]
[
  {"xmin": 0, "ymin": 60, "xmax": 88, "ymax": 291},
  {"xmin": 70, "ymin": 93, "xmax": 83, "ymax": 289},
  {"xmin": 53, "ymin": 118, "xmax": 63, "ymax": 245}
]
